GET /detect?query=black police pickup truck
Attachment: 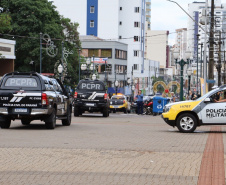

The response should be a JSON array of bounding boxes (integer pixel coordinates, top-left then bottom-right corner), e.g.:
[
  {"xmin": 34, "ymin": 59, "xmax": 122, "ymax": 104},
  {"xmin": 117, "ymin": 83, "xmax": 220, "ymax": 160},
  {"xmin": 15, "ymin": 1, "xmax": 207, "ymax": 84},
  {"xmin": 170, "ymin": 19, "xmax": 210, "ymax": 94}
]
[
  {"xmin": 0, "ymin": 72, "xmax": 72, "ymax": 129},
  {"xmin": 73, "ymin": 79, "xmax": 110, "ymax": 117}
]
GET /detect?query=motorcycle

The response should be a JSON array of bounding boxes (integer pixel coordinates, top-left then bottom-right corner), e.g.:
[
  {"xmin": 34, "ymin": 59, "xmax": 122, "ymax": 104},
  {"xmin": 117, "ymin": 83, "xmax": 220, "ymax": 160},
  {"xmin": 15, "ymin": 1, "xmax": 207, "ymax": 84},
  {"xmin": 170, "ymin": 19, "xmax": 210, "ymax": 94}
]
[{"xmin": 143, "ymin": 99, "xmax": 153, "ymax": 115}]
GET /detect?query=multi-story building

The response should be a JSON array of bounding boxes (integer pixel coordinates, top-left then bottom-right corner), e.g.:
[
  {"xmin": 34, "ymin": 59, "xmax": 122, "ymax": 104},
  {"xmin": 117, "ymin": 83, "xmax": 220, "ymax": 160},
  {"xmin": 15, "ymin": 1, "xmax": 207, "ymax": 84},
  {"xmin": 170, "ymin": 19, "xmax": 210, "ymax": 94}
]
[
  {"xmin": 145, "ymin": 30, "xmax": 171, "ymax": 81},
  {"xmin": 64, "ymin": 0, "xmax": 148, "ymax": 79},
  {"xmin": 80, "ymin": 35, "xmax": 128, "ymax": 90},
  {"xmin": 175, "ymin": 28, "xmax": 188, "ymax": 60},
  {"xmin": 188, "ymin": 0, "xmax": 226, "ymax": 86},
  {"xmin": 0, "ymin": 38, "xmax": 16, "ymax": 76}
]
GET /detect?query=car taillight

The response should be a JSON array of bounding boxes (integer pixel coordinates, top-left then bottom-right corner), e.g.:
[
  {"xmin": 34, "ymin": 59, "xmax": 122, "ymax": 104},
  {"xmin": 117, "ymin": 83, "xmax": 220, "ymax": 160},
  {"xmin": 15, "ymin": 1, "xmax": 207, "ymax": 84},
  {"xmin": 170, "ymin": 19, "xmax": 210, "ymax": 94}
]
[
  {"xmin": 104, "ymin": 93, "xmax": 108, "ymax": 100},
  {"xmin": 123, "ymin": 100, "xmax": 125, "ymax": 104},
  {"xmin": 42, "ymin": 93, "xmax": 48, "ymax": 105},
  {"xmin": 74, "ymin": 92, "xmax": 78, "ymax": 99}
]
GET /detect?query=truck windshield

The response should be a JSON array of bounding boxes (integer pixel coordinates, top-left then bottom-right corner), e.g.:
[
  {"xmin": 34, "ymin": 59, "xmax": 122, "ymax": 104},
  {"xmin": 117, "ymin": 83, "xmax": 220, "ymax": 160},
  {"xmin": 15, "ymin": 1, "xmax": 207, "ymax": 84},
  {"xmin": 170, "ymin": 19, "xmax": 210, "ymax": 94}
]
[{"xmin": 4, "ymin": 78, "xmax": 38, "ymax": 87}]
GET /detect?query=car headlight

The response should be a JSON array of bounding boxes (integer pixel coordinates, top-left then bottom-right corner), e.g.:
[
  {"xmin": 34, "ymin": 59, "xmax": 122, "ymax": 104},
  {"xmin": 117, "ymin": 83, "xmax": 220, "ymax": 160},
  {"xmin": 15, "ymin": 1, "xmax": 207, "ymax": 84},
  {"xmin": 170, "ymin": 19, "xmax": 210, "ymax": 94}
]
[{"xmin": 163, "ymin": 105, "xmax": 171, "ymax": 113}]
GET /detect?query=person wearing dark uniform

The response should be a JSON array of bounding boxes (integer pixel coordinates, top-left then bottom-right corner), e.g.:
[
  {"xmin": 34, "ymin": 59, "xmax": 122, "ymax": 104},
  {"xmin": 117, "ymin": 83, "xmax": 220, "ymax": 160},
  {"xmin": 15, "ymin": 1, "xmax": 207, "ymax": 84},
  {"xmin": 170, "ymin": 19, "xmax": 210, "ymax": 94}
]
[{"xmin": 136, "ymin": 90, "xmax": 143, "ymax": 115}]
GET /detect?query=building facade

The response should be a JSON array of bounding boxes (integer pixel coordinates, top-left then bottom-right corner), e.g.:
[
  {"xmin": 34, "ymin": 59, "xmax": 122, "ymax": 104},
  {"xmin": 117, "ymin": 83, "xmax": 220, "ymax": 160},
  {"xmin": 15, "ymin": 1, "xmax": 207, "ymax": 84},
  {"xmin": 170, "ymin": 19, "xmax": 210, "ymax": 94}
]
[
  {"xmin": 80, "ymin": 35, "xmax": 128, "ymax": 89},
  {"xmin": 70, "ymin": 0, "xmax": 147, "ymax": 79},
  {"xmin": 0, "ymin": 39, "xmax": 16, "ymax": 76}
]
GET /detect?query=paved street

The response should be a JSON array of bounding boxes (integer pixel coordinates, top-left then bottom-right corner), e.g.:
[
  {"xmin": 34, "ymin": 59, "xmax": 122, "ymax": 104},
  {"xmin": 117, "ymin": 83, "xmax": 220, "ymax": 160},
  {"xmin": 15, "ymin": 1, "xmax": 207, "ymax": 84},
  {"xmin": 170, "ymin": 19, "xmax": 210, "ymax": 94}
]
[{"xmin": 0, "ymin": 113, "xmax": 225, "ymax": 185}]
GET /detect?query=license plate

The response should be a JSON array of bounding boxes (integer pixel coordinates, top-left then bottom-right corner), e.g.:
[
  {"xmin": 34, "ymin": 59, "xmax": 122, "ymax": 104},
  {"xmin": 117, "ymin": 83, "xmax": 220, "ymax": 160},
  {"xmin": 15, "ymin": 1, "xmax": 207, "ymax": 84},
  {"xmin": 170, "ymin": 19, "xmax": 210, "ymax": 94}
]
[
  {"xmin": 86, "ymin": 103, "xmax": 95, "ymax": 106},
  {"xmin": 113, "ymin": 106, "xmax": 119, "ymax": 108},
  {"xmin": 14, "ymin": 108, "xmax": 28, "ymax": 113}
]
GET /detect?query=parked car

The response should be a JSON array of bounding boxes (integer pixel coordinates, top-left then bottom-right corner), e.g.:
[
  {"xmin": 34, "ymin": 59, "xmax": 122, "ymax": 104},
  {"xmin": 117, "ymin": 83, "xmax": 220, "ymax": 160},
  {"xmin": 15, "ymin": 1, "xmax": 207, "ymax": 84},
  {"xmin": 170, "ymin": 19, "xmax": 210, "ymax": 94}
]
[
  {"xmin": 110, "ymin": 95, "xmax": 131, "ymax": 113},
  {"xmin": 0, "ymin": 72, "xmax": 72, "ymax": 129}
]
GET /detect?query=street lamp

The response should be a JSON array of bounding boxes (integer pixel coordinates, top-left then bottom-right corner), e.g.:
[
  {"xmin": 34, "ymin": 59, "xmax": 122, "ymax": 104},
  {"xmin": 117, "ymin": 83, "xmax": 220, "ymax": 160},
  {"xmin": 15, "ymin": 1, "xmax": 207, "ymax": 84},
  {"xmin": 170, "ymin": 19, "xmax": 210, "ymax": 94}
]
[
  {"xmin": 58, "ymin": 64, "xmax": 63, "ymax": 81},
  {"xmin": 92, "ymin": 74, "xmax": 97, "ymax": 80},
  {"xmin": 92, "ymin": 55, "xmax": 95, "ymax": 74},
  {"xmin": 81, "ymin": 58, "xmax": 95, "ymax": 79},
  {"xmin": 115, "ymin": 80, "xmax": 119, "ymax": 95},
  {"xmin": 132, "ymin": 85, "xmax": 135, "ymax": 101},
  {"xmin": 29, "ymin": 61, "xmax": 36, "ymax": 72},
  {"xmin": 173, "ymin": 48, "xmax": 192, "ymax": 101},
  {"xmin": 78, "ymin": 49, "xmax": 81, "ymax": 81},
  {"xmin": 127, "ymin": 78, "xmax": 131, "ymax": 102},
  {"xmin": 90, "ymin": 63, "xmax": 94, "ymax": 71},
  {"xmin": 187, "ymin": 68, "xmax": 192, "ymax": 93}
]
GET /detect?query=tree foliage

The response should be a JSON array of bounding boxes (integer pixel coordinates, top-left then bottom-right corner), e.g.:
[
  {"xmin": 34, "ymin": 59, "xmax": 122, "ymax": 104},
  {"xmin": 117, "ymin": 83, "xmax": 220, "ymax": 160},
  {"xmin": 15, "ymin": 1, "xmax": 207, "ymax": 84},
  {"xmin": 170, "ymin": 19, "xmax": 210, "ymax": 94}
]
[
  {"xmin": 0, "ymin": 0, "xmax": 81, "ymax": 86},
  {"xmin": 0, "ymin": 13, "xmax": 12, "ymax": 32}
]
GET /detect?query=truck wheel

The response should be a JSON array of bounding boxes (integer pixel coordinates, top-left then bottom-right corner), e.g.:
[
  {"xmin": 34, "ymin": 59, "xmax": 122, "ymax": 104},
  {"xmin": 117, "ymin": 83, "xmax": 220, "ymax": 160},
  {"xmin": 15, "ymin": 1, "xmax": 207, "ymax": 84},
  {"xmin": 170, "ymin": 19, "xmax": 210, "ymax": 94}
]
[
  {"xmin": 45, "ymin": 109, "xmax": 56, "ymax": 129},
  {"xmin": 176, "ymin": 113, "xmax": 197, "ymax": 133},
  {"xmin": 62, "ymin": 106, "xmax": 71, "ymax": 126},
  {"xmin": 0, "ymin": 119, "xmax": 11, "ymax": 129},
  {"xmin": 74, "ymin": 106, "xmax": 79, "ymax": 117},
  {"xmin": 21, "ymin": 119, "xmax": 31, "ymax": 125},
  {"xmin": 0, "ymin": 118, "xmax": 11, "ymax": 129},
  {"xmin": 103, "ymin": 108, "xmax": 108, "ymax": 117}
]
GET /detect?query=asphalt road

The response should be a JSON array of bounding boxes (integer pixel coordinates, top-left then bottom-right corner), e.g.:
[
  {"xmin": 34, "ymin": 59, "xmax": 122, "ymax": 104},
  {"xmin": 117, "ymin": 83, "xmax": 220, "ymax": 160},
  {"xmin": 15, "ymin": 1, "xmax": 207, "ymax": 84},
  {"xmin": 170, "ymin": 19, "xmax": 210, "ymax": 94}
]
[{"xmin": 0, "ymin": 113, "xmax": 225, "ymax": 185}]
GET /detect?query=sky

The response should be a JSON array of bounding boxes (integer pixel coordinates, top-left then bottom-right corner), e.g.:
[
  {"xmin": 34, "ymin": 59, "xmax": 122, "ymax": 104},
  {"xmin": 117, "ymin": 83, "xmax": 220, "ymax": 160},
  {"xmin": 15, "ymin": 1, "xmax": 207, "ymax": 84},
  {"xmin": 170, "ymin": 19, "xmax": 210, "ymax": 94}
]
[
  {"xmin": 50, "ymin": 0, "xmax": 224, "ymax": 45},
  {"xmin": 151, "ymin": 0, "xmax": 195, "ymax": 44}
]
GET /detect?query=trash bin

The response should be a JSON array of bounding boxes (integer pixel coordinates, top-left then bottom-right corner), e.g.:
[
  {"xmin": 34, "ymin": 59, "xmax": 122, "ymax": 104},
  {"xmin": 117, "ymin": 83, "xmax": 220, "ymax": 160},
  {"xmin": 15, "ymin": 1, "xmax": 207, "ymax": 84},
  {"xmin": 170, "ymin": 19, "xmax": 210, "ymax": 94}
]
[{"xmin": 153, "ymin": 97, "xmax": 169, "ymax": 115}]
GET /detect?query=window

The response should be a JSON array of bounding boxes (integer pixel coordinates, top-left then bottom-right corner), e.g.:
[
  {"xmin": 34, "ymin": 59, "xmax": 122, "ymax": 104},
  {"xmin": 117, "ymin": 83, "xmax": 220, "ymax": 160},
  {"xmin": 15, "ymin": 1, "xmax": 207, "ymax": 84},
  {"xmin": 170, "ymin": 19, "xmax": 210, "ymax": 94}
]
[
  {"xmin": 134, "ymin": 50, "xmax": 139, "ymax": 57},
  {"xmin": 135, "ymin": 7, "xmax": 140, "ymax": 13},
  {"xmin": 5, "ymin": 78, "xmax": 38, "ymax": 87},
  {"xmin": 119, "ymin": 21, "xmax": 122, "ymax": 25},
  {"xmin": 115, "ymin": 49, "xmax": 127, "ymax": 59},
  {"xmin": 101, "ymin": 64, "xmax": 112, "ymax": 74},
  {"xmin": 134, "ymin": 36, "xmax": 140, "ymax": 42},
  {"xmin": 120, "ymin": 7, "xmax": 122, "ymax": 10},
  {"xmin": 100, "ymin": 49, "xmax": 112, "ymax": 58},
  {"xmin": 115, "ymin": 65, "xmax": 127, "ymax": 74},
  {"xmin": 134, "ymin": 22, "xmax": 140, "ymax": 27},
  {"xmin": 119, "ymin": 36, "xmax": 122, "ymax": 39},
  {"xmin": 88, "ymin": 49, "xmax": 98, "ymax": 57},
  {"xmin": 133, "ymin": 64, "xmax": 139, "ymax": 70},
  {"xmin": 90, "ymin": 20, "xmax": 94, "ymax": 27},
  {"xmin": 90, "ymin": 6, "xmax": 95, "ymax": 13}
]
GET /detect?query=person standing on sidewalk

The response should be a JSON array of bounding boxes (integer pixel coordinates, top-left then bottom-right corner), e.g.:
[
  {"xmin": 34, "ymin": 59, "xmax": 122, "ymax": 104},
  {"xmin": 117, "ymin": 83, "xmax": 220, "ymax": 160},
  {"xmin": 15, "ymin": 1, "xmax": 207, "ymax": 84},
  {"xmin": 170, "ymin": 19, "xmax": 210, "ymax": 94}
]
[{"xmin": 136, "ymin": 90, "xmax": 143, "ymax": 115}]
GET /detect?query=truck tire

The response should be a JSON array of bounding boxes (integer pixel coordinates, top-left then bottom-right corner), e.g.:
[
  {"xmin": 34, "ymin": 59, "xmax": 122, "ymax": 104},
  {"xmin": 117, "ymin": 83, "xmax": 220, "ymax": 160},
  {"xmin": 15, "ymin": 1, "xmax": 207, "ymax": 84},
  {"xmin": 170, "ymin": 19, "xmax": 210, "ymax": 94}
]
[
  {"xmin": 45, "ymin": 108, "xmax": 56, "ymax": 129},
  {"xmin": 0, "ymin": 118, "xmax": 11, "ymax": 129},
  {"xmin": 21, "ymin": 119, "xmax": 31, "ymax": 125},
  {"xmin": 62, "ymin": 106, "xmax": 71, "ymax": 126},
  {"xmin": 74, "ymin": 106, "xmax": 79, "ymax": 117},
  {"xmin": 103, "ymin": 108, "xmax": 108, "ymax": 117}
]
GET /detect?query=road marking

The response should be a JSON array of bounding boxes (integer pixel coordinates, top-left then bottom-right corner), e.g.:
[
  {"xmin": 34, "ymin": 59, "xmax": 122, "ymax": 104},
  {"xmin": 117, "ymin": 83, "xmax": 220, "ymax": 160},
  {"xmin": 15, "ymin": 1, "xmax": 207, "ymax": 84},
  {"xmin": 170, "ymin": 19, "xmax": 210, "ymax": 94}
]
[{"xmin": 198, "ymin": 126, "xmax": 225, "ymax": 185}]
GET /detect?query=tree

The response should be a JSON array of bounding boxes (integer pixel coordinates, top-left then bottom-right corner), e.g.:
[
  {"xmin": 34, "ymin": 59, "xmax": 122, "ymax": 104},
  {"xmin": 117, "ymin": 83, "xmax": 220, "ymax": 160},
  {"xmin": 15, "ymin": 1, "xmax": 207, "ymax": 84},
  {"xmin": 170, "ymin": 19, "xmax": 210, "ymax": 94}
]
[
  {"xmin": 60, "ymin": 17, "xmax": 81, "ymax": 85},
  {"xmin": 0, "ymin": 0, "xmax": 81, "ymax": 86},
  {"xmin": 0, "ymin": 13, "xmax": 12, "ymax": 32}
]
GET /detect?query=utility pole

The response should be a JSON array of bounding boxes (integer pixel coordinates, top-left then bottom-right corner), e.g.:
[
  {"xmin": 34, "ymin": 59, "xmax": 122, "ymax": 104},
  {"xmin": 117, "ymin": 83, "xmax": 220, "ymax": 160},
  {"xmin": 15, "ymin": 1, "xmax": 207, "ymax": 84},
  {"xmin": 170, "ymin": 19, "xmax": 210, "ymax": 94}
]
[
  {"xmin": 40, "ymin": 33, "xmax": 42, "ymax": 73},
  {"xmin": 197, "ymin": 34, "xmax": 200, "ymax": 94},
  {"xmin": 224, "ymin": 51, "xmax": 226, "ymax": 84},
  {"xmin": 208, "ymin": 0, "xmax": 215, "ymax": 90},
  {"xmin": 216, "ymin": 31, "xmax": 222, "ymax": 86},
  {"xmin": 200, "ymin": 43, "xmax": 203, "ymax": 78}
]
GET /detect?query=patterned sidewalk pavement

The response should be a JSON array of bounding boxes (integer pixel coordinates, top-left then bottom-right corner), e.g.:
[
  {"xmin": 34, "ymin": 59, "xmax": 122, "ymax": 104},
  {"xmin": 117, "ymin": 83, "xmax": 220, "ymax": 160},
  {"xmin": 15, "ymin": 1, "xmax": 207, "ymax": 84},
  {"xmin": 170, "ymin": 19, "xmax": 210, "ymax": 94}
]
[{"xmin": 0, "ymin": 114, "xmax": 225, "ymax": 185}]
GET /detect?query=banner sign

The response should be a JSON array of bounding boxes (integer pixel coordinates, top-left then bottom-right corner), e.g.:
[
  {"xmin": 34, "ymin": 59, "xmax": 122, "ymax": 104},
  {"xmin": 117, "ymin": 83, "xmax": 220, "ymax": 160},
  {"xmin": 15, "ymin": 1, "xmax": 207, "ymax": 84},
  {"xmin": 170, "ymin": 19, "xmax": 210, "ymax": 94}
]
[{"xmin": 92, "ymin": 58, "xmax": 108, "ymax": 64}]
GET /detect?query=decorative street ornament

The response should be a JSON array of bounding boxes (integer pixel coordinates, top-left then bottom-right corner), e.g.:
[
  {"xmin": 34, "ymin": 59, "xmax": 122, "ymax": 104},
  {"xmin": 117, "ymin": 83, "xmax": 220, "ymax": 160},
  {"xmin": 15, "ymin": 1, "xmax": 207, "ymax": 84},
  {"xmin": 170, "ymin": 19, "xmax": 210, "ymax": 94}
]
[
  {"xmin": 42, "ymin": 34, "xmax": 58, "ymax": 57},
  {"xmin": 153, "ymin": 81, "xmax": 180, "ymax": 97},
  {"xmin": 62, "ymin": 47, "xmax": 73, "ymax": 61}
]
